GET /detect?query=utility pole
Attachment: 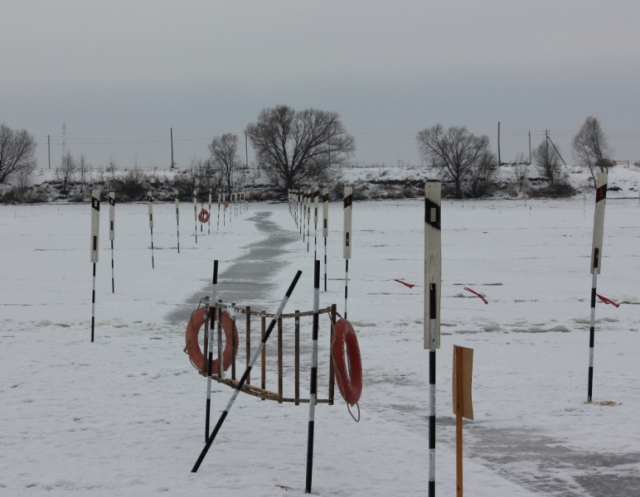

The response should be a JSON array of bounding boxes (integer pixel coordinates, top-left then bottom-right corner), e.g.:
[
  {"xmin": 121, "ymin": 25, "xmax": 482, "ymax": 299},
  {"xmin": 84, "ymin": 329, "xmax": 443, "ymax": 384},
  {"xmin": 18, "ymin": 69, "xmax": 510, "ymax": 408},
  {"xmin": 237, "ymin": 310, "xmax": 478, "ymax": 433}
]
[
  {"xmin": 48, "ymin": 135, "xmax": 51, "ymax": 169},
  {"xmin": 497, "ymin": 122, "xmax": 501, "ymax": 166},
  {"xmin": 170, "ymin": 127, "xmax": 174, "ymax": 169}
]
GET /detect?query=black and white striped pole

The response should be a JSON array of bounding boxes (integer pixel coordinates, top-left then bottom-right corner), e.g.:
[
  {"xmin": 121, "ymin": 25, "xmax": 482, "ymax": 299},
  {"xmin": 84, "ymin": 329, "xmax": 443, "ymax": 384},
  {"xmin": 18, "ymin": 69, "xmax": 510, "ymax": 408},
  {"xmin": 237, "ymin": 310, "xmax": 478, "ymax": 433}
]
[
  {"xmin": 147, "ymin": 192, "xmax": 155, "ymax": 269},
  {"xmin": 216, "ymin": 193, "xmax": 221, "ymax": 231},
  {"xmin": 313, "ymin": 185, "xmax": 319, "ymax": 261},
  {"xmin": 424, "ymin": 181, "xmax": 442, "ymax": 497},
  {"xmin": 175, "ymin": 189, "xmax": 180, "ymax": 254},
  {"xmin": 191, "ymin": 270, "xmax": 303, "ymax": 473},
  {"xmin": 90, "ymin": 189, "xmax": 100, "ymax": 342},
  {"xmin": 223, "ymin": 192, "xmax": 226, "ymax": 227},
  {"xmin": 108, "ymin": 192, "xmax": 115, "ymax": 293},
  {"xmin": 208, "ymin": 189, "xmax": 212, "ymax": 234},
  {"xmin": 322, "ymin": 188, "xmax": 329, "ymax": 291},
  {"xmin": 306, "ymin": 190, "xmax": 311, "ymax": 253},
  {"xmin": 343, "ymin": 186, "xmax": 352, "ymax": 319},
  {"xmin": 193, "ymin": 191, "xmax": 198, "ymax": 243},
  {"xmin": 205, "ymin": 260, "xmax": 219, "ymax": 440},
  {"xmin": 588, "ymin": 172, "xmax": 607, "ymax": 403},
  {"xmin": 299, "ymin": 192, "xmax": 303, "ymax": 236},
  {"xmin": 305, "ymin": 259, "xmax": 321, "ymax": 493}
]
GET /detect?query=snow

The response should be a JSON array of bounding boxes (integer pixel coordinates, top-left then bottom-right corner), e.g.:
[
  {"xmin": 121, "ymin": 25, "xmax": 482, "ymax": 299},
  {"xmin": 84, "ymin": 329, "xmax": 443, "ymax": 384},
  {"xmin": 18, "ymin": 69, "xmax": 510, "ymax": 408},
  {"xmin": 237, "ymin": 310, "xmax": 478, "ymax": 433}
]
[{"xmin": 2, "ymin": 175, "xmax": 640, "ymax": 495}]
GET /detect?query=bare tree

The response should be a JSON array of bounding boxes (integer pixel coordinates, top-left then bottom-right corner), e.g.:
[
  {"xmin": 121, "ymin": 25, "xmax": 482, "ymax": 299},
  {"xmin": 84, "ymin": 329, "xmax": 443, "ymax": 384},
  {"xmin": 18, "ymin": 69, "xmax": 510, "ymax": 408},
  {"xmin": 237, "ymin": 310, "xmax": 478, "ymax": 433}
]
[
  {"xmin": 416, "ymin": 124, "xmax": 496, "ymax": 198},
  {"xmin": 246, "ymin": 105, "xmax": 355, "ymax": 192},
  {"xmin": 56, "ymin": 151, "xmax": 76, "ymax": 194},
  {"xmin": 0, "ymin": 124, "xmax": 37, "ymax": 184},
  {"xmin": 209, "ymin": 133, "xmax": 240, "ymax": 196},
  {"xmin": 572, "ymin": 116, "xmax": 613, "ymax": 189},
  {"xmin": 533, "ymin": 139, "xmax": 563, "ymax": 186},
  {"xmin": 512, "ymin": 153, "xmax": 529, "ymax": 193}
]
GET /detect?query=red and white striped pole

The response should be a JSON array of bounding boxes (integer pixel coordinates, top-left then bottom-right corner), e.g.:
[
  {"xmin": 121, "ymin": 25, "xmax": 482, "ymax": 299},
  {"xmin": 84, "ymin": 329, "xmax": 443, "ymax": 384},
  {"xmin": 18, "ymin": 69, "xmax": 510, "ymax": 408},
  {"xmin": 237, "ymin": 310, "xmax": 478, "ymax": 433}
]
[
  {"xmin": 343, "ymin": 186, "xmax": 352, "ymax": 319},
  {"xmin": 174, "ymin": 189, "xmax": 180, "ymax": 254},
  {"xmin": 424, "ymin": 181, "xmax": 441, "ymax": 497},
  {"xmin": 322, "ymin": 187, "xmax": 329, "ymax": 292},
  {"xmin": 191, "ymin": 270, "xmax": 303, "ymax": 473},
  {"xmin": 90, "ymin": 189, "xmax": 100, "ymax": 342},
  {"xmin": 147, "ymin": 192, "xmax": 155, "ymax": 269},
  {"xmin": 588, "ymin": 172, "xmax": 607, "ymax": 402},
  {"xmin": 108, "ymin": 192, "xmax": 115, "ymax": 293}
]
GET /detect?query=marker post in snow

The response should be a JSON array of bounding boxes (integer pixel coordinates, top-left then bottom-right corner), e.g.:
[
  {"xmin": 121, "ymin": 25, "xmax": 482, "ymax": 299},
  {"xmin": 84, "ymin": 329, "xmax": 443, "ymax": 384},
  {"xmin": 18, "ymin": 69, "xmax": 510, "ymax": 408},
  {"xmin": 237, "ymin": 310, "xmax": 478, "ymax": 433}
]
[
  {"xmin": 343, "ymin": 186, "xmax": 353, "ymax": 319},
  {"xmin": 223, "ymin": 193, "xmax": 226, "ymax": 227},
  {"xmin": 90, "ymin": 190, "xmax": 100, "ymax": 342},
  {"xmin": 588, "ymin": 172, "xmax": 607, "ymax": 403},
  {"xmin": 205, "ymin": 260, "xmax": 218, "ymax": 441},
  {"xmin": 193, "ymin": 191, "xmax": 198, "ymax": 243},
  {"xmin": 322, "ymin": 188, "xmax": 329, "ymax": 291},
  {"xmin": 147, "ymin": 192, "xmax": 155, "ymax": 269},
  {"xmin": 208, "ymin": 190, "xmax": 212, "ymax": 234},
  {"xmin": 174, "ymin": 189, "xmax": 180, "ymax": 254},
  {"xmin": 217, "ymin": 193, "xmax": 221, "ymax": 231},
  {"xmin": 108, "ymin": 192, "xmax": 115, "ymax": 293},
  {"xmin": 305, "ymin": 260, "xmax": 321, "ymax": 493},
  {"xmin": 191, "ymin": 270, "xmax": 303, "ymax": 473},
  {"xmin": 424, "ymin": 181, "xmax": 442, "ymax": 497},
  {"xmin": 313, "ymin": 186, "xmax": 319, "ymax": 261},
  {"xmin": 306, "ymin": 190, "xmax": 311, "ymax": 253}
]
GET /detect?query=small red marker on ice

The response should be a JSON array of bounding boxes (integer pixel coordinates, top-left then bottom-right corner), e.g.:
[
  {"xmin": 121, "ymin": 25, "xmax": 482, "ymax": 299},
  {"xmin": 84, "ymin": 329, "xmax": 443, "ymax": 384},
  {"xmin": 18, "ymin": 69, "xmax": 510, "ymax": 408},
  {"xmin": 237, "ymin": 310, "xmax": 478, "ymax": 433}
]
[
  {"xmin": 596, "ymin": 294, "xmax": 620, "ymax": 308},
  {"xmin": 464, "ymin": 287, "xmax": 488, "ymax": 305},
  {"xmin": 394, "ymin": 279, "xmax": 415, "ymax": 289}
]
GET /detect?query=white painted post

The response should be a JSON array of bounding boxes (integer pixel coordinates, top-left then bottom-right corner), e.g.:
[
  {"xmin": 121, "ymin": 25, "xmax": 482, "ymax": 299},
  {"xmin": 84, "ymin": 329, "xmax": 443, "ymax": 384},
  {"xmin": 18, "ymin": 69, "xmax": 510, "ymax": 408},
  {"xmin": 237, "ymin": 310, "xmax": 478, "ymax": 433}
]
[
  {"xmin": 147, "ymin": 192, "xmax": 155, "ymax": 269},
  {"xmin": 343, "ymin": 186, "xmax": 352, "ymax": 319},
  {"xmin": 108, "ymin": 192, "xmax": 115, "ymax": 293},
  {"xmin": 424, "ymin": 181, "xmax": 442, "ymax": 497},
  {"xmin": 208, "ymin": 189, "xmax": 212, "ymax": 234},
  {"xmin": 314, "ymin": 185, "xmax": 319, "ymax": 261},
  {"xmin": 174, "ymin": 189, "xmax": 180, "ymax": 253},
  {"xmin": 322, "ymin": 187, "xmax": 329, "ymax": 291},
  {"xmin": 193, "ymin": 190, "xmax": 198, "ymax": 243},
  {"xmin": 90, "ymin": 189, "xmax": 100, "ymax": 342},
  {"xmin": 588, "ymin": 172, "xmax": 608, "ymax": 402}
]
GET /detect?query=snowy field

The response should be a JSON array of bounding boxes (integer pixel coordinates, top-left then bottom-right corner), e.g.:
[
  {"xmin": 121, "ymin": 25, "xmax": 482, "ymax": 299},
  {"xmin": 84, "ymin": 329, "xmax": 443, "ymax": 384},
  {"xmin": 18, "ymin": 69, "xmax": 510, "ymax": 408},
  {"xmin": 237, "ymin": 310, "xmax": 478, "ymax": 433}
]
[{"xmin": 1, "ymin": 194, "xmax": 639, "ymax": 496}]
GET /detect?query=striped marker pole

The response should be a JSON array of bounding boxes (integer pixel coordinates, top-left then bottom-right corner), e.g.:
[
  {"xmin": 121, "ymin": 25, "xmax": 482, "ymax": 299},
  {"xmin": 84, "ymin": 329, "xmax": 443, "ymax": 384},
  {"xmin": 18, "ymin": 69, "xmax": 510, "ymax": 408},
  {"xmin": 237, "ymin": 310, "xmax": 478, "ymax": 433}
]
[
  {"xmin": 193, "ymin": 191, "xmax": 198, "ymax": 243},
  {"xmin": 343, "ymin": 186, "xmax": 353, "ymax": 319},
  {"xmin": 322, "ymin": 188, "xmax": 329, "ymax": 291},
  {"xmin": 305, "ymin": 260, "xmax": 321, "ymax": 493},
  {"xmin": 175, "ymin": 189, "xmax": 180, "ymax": 254},
  {"xmin": 217, "ymin": 193, "xmax": 221, "ymax": 231},
  {"xmin": 208, "ymin": 190, "xmax": 212, "ymax": 234},
  {"xmin": 191, "ymin": 270, "xmax": 303, "ymax": 473},
  {"xmin": 223, "ymin": 193, "xmax": 226, "ymax": 227},
  {"xmin": 424, "ymin": 181, "xmax": 442, "ymax": 497},
  {"xmin": 306, "ymin": 190, "xmax": 311, "ymax": 253},
  {"xmin": 299, "ymin": 192, "xmax": 303, "ymax": 236},
  {"xmin": 147, "ymin": 192, "xmax": 155, "ymax": 269},
  {"xmin": 90, "ymin": 190, "xmax": 100, "ymax": 342},
  {"xmin": 588, "ymin": 172, "xmax": 607, "ymax": 403},
  {"xmin": 313, "ymin": 186, "xmax": 319, "ymax": 261},
  {"xmin": 205, "ymin": 260, "xmax": 218, "ymax": 440},
  {"xmin": 108, "ymin": 192, "xmax": 115, "ymax": 293},
  {"xmin": 173, "ymin": 189, "xmax": 180, "ymax": 253}
]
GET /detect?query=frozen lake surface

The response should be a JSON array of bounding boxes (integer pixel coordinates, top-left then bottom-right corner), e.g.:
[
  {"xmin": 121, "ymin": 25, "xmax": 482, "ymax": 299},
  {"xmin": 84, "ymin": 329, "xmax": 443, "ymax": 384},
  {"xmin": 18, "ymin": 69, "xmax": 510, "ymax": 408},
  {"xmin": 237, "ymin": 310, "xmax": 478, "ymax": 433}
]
[{"xmin": 1, "ymin": 196, "xmax": 639, "ymax": 496}]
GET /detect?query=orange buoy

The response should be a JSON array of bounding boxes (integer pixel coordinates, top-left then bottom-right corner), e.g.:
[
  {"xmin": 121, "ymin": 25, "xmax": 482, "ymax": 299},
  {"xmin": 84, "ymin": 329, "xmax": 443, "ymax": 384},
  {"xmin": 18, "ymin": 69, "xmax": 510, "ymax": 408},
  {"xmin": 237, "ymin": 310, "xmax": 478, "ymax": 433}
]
[
  {"xmin": 198, "ymin": 209, "xmax": 210, "ymax": 223},
  {"xmin": 185, "ymin": 307, "xmax": 238, "ymax": 373},
  {"xmin": 332, "ymin": 318, "xmax": 362, "ymax": 405}
]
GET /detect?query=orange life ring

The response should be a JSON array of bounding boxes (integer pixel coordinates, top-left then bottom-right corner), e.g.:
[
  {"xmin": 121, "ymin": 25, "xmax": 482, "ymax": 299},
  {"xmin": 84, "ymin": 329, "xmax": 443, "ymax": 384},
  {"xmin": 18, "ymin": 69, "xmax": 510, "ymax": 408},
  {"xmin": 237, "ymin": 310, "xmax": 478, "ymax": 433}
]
[
  {"xmin": 198, "ymin": 209, "xmax": 210, "ymax": 223},
  {"xmin": 332, "ymin": 318, "xmax": 362, "ymax": 406},
  {"xmin": 185, "ymin": 307, "xmax": 238, "ymax": 373}
]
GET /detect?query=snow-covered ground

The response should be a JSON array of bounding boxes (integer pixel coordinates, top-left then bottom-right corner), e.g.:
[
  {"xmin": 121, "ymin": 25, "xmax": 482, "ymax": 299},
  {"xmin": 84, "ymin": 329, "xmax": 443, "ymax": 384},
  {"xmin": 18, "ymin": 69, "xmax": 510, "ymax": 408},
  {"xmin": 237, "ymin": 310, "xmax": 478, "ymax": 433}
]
[{"xmin": 1, "ymin": 186, "xmax": 639, "ymax": 495}]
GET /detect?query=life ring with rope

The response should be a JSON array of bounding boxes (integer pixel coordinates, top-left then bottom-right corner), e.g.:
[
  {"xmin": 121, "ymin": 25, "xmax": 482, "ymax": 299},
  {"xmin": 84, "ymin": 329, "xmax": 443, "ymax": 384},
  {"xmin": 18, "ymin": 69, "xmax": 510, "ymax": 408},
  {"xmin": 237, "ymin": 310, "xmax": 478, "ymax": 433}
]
[
  {"xmin": 332, "ymin": 318, "xmax": 362, "ymax": 406},
  {"xmin": 185, "ymin": 307, "xmax": 238, "ymax": 373},
  {"xmin": 198, "ymin": 209, "xmax": 210, "ymax": 223}
]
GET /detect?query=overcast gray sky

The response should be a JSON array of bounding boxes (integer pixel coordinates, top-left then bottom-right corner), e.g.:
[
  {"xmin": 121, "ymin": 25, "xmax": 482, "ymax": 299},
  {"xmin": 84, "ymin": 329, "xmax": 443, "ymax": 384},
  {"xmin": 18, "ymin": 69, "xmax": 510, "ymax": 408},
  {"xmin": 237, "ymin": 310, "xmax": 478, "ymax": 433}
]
[{"xmin": 3, "ymin": 0, "xmax": 639, "ymax": 170}]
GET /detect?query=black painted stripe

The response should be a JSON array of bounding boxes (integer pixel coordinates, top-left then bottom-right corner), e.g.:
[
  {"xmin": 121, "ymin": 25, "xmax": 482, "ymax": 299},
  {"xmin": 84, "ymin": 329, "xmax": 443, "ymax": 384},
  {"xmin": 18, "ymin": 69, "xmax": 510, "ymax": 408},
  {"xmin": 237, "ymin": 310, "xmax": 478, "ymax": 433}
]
[
  {"xmin": 344, "ymin": 195, "xmax": 353, "ymax": 208},
  {"xmin": 429, "ymin": 415, "xmax": 435, "ymax": 448},
  {"xmin": 425, "ymin": 198, "xmax": 441, "ymax": 230},
  {"xmin": 596, "ymin": 184, "xmax": 607, "ymax": 202},
  {"xmin": 429, "ymin": 350, "xmax": 436, "ymax": 383},
  {"xmin": 285, "ymin": 270, "xmax": 302, "ymax": 297}
]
